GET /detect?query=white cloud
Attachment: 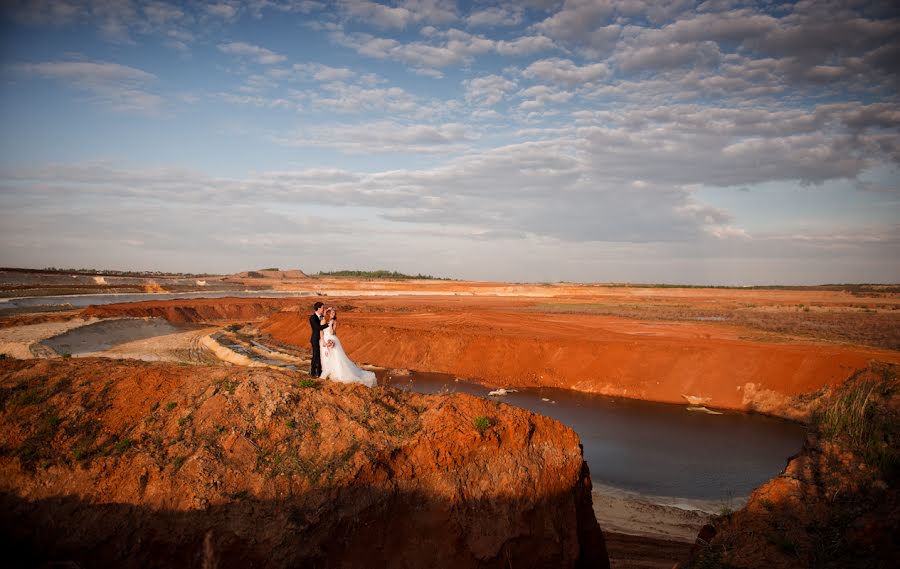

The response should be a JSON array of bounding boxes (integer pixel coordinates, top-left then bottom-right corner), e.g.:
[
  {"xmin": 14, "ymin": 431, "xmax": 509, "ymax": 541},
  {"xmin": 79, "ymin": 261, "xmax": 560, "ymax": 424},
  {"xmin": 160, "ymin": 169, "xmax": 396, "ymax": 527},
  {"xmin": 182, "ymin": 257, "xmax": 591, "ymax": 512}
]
[
  {"xmin": 517, "ymin": 85, "xmax": 574, "ymax": 110},
  {"xmin": 218, "ymin": 41, "xmax": 287, "ymax": 64},
  {"xmin": 338, "ymin": 0, "xmax": 456, "ymax": 29},
  {"xmin": 206, "ymin": 2, "xmax": 239, "ymax": 20},
  {"xmin": 280, "ymin": 121, "xmax": 475, "ymax": 153},
  {"xmin": 331, "ymin": 27, "xmax": 558, "ymax": 72},
  {"xmin": 464, "ymin": 74, "xmax": 517, "ymax": 106},
  {"xmin": 292, "ymin": 63, "xmax": 356, "ymax": 81},
  {"xmin": 13, "ymin": 60, "xmax": 163, "ymax": 112},
  {"xmin": 523, "ymin": 58, "xmax": 609, "ymax": 85},
  {"xmin": 466, "ymin": 5, "xmax": 524, "ymax": 28}
]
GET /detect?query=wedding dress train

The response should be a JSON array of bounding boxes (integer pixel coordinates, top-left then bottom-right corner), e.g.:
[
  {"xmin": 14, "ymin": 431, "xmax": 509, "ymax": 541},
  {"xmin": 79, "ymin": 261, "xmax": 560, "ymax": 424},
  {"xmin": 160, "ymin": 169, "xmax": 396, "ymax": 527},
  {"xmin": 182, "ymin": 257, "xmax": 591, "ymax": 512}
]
[{"xmin": 320, "ymin": 326, "xmax": 377, "ymax": 387}]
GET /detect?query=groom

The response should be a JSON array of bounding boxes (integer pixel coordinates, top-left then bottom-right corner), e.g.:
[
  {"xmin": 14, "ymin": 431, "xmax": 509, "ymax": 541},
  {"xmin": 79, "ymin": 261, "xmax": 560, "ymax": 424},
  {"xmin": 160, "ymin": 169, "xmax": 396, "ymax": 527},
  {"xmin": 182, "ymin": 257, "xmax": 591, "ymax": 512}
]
[{"xmin": 308, "ymin": 301, "xmax": 329, "ymax": 377}]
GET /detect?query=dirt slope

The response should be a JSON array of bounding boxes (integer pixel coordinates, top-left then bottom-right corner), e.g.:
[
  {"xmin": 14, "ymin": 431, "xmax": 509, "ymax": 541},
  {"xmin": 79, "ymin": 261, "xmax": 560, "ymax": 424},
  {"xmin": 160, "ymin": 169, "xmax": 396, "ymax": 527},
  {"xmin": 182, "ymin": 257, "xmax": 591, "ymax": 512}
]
[
  {"xmin": 262, "ymin": 309, "xmax": 900, "ymax": 420},
  {"xmin": 83, "ymin": 297, "xmax": 302, "ymax": 323},
  {"xmin": 78, "ymin": 297, "xmax": 900, "ymax": 420},
  {"xmin": 0, "ymin": 358, "xmax": 608, "ymax": 569},
  {"xmin": 684, "ymin": 363, "xmax": 899, "ymax": 569}
]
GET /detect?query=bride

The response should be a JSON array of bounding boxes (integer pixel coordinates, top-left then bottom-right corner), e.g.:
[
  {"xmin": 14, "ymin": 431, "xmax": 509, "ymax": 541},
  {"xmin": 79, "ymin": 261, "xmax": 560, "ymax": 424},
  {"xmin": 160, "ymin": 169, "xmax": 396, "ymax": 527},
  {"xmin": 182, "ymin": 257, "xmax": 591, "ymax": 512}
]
[{"xmin": 319, "ymin": 307, "xmax": 377, "ymax": 387}]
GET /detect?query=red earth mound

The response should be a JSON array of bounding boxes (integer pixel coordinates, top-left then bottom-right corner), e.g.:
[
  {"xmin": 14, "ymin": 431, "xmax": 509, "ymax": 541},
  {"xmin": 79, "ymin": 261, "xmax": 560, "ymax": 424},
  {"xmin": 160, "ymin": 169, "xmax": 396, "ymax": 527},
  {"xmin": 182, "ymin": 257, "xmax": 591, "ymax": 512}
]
[{"xmin": 0, "ymin": 358, "xmax": 608, "ymax": 569}]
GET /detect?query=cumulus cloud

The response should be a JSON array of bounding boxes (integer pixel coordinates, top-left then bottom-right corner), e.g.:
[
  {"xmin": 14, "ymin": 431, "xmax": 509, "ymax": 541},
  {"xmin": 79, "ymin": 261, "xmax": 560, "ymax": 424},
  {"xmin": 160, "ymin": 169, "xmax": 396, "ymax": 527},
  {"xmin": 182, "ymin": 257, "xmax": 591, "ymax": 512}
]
[
  {"xmin": 338, "ymin": 0, "xmax": 457, "ymax": 29},
  {"xmin": 218, "ymin": 41, "xmax": 287, "ymax": 64},
  {"xmin": 330, "ymin": 27, "xmax": 557, "ymax": 72},
  {"xmin": 523, "ymin": 58, "xmax": 609, "ymax": 85},
  {"xmin": 463, "ymin": 74, "xmax": 517, "ymax": 106},
  {"xmin": 466, "ymin": 5, "xmax": 524, "ymax": 27}
]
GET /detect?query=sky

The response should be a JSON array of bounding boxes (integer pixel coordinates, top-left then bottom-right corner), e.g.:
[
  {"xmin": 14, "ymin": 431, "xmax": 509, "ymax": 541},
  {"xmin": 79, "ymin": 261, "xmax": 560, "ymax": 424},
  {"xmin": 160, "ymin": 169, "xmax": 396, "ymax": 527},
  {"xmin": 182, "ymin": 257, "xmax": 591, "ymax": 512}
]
[{"xmin": 0, "ymin": 0, "xmax": 898, "ymax": 285}]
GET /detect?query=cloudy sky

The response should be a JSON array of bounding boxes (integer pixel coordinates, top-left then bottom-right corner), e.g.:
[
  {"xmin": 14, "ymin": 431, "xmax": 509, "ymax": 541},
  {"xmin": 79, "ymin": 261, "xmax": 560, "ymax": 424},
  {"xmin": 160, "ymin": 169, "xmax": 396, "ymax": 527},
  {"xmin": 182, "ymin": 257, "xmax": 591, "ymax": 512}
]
[{"xmin": 1, "ymin": 0, "xmax": 898, "ymax": 284}]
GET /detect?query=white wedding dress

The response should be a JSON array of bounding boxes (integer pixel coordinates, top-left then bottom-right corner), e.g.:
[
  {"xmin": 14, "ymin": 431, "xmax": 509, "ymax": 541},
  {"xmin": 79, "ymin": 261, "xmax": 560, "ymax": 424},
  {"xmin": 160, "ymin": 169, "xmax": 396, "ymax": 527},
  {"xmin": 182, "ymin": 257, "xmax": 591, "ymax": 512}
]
[{"xmin": 320, "ymin": 323, "xmax": 377, "ymax": 387}]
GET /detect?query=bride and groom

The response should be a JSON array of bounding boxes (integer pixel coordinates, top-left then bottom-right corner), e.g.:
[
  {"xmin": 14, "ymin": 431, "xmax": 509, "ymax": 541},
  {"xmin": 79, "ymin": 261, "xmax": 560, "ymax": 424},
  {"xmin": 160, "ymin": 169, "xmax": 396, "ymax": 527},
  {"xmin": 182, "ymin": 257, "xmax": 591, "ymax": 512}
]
[{"xmin": 308, "ymin": 301, "xmax": 376, "ymax": 387}]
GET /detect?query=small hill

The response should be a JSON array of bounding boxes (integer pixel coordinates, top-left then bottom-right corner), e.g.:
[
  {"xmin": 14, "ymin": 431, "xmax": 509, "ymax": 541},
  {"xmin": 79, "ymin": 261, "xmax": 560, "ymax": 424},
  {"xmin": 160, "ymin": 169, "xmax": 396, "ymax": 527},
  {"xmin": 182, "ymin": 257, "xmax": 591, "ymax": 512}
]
[
  {"xmin": 231, "ymin": 269, "xmax": 309, "ymax": 279},
  {"xmin": 0, "ymin": 358, "xmax": 608, "ymax": 569}
]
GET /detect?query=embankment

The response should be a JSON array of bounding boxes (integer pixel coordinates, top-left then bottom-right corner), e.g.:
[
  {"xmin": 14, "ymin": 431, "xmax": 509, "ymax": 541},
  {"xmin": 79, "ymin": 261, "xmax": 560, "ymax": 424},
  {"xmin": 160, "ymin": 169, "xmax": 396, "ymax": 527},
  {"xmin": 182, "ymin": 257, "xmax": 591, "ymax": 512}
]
[
  {"xmin": 262, "ymin": 310, "xmax": 900, "ymax": 420},
  {"xmin": 77, "ymin": 297, "xmax": 900, "ymax": 420},
  {"xmin": 83, "ymin": 297, "xmax": 302, "ymax": 324},
  {"xmin": 684, "ymin": 362, "xmax": 899, "ymax": 569},
  {"xmin": 0, "ymin": 358, "xmax": 608, "ymax": 569}
]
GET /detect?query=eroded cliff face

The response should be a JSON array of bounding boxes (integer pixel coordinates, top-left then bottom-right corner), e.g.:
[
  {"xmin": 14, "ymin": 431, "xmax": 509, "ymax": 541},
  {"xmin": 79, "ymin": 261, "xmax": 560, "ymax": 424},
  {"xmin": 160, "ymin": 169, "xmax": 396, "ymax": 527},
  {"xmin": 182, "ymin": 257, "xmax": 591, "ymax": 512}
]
[
  {"xmin": 82, "ymin": 297, "xmax": 303, "ymax": 324},
  {"xmin": 76, "ymin": 297, "xmax": 900, "ymax": 420},
  {"xmin": 684, "ymin": 363, "xmax": 899, "ymax": 569},
  {"xmin": 0, "ymin": 358, "xmax": 608, "ymax": 569},
  {"xmin": 260, "ymin": 310, "xmax": 897, "ymax": 421}
]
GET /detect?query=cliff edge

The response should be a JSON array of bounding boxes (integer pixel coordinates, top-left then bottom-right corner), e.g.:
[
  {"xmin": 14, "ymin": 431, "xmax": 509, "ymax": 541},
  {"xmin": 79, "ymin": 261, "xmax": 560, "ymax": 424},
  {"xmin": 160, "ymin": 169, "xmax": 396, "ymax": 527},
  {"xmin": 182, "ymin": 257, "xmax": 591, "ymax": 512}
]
[{"xmin": 0, "ymin": 358, "xmax": 608, "ymax": 569}]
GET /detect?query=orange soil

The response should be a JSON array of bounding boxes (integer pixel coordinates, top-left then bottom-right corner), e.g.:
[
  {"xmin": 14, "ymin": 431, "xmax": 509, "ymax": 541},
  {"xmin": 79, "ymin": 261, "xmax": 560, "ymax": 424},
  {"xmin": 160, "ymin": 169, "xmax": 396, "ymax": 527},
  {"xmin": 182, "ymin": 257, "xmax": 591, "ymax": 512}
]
[
  {"xmin": 0, "ymin": 358, "xmax": 607, "ymax": 568},
  {"xmin": 263, "ymin": 307, "xmax": 900, "ymax": 419},
  {"xmin": 82, "ymin": 297, "xmax": 303, "ymax": 323},
  {"xmin": 75, "ymin": 288, "xmax": 900, "ymax": 419}
]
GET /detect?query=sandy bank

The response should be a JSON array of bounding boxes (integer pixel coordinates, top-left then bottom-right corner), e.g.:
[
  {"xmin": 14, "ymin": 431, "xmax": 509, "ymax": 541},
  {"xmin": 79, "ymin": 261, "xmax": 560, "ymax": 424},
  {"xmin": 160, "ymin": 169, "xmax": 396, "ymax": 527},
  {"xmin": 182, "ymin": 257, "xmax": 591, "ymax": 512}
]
[{"xmin": 591, "ymin": 486, "xmax": 717, "ymax": 543}]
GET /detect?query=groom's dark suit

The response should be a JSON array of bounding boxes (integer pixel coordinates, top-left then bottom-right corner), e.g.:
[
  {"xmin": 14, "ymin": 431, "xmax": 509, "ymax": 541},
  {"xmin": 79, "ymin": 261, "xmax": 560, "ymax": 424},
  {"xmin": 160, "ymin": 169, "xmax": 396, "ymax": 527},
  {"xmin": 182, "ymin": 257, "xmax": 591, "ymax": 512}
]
[{"xmin": 309, "ymin": 312, "xmax": 329, "ymax": 377}]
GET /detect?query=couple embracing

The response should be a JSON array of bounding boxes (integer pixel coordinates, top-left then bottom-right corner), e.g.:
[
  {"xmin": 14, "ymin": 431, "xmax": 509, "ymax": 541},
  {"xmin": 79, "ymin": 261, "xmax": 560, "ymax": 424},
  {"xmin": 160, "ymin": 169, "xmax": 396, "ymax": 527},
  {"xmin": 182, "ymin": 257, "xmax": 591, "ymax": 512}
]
[{"xmin": 308, "ymin": 301, "xmax": 376, "ymax": 387}]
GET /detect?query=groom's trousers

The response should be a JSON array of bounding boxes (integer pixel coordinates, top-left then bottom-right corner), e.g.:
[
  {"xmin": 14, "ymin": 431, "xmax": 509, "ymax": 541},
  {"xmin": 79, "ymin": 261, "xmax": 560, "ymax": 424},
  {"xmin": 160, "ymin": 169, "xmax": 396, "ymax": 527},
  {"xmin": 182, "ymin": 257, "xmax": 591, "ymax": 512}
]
[{"xmin": 310, "ymin": 341, "xmax": 322, "ymax": 377}]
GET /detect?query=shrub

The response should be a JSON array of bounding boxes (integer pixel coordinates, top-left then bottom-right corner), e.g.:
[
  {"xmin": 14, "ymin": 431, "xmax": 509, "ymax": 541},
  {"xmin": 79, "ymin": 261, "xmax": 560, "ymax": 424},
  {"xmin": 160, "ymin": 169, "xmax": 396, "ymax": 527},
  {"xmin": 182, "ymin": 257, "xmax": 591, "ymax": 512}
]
[{"xmin": 473, "ymin": 416, "xmax": 492, "ymax": 433}]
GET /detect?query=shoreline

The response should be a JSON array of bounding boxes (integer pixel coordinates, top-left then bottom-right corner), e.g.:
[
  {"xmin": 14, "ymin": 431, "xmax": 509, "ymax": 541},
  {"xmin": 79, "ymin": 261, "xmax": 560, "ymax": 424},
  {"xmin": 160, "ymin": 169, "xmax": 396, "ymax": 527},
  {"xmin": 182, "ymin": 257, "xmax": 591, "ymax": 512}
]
[{"xmin": 591, "ymin": 483, "xmax": 740, "ymax": 542}]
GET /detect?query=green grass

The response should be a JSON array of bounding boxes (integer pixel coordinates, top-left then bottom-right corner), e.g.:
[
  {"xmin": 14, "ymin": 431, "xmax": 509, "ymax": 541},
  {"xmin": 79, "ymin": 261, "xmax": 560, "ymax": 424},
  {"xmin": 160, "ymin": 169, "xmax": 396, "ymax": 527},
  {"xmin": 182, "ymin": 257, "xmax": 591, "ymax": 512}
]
[
  {"xmin": 164, "ymin": 402, "xmax": 177, "ymax": 411},
  {"xmin": 299, "ymin": 379, "xmax": 317, "ymax": 389},
  {"xmin": 286, "ymin": 420, "xmax": 297, "ymax": 429},
  {"xmin": 473, "ymin": 416, "xmax": 492, "ymax": 434},
  {"xmin": 817, "ymin": 366, "xmax": 898, "ymax": 478}
]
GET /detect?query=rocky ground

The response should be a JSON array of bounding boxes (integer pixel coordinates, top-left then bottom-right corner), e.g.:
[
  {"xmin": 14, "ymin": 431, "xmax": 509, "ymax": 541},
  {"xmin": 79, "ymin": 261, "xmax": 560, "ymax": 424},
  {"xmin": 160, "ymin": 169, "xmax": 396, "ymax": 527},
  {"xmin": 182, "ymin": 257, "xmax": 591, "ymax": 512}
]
[
  {"xmin": 0, "ymin": 358, "xmax": 607, "ymax": 569},
  {"xmin": 3, "ymin": 274, "xmax": 899, "ymax": 568},
  {"xmin": 683, "ymin": 362, "xmax": 899, "ymax": 569}
]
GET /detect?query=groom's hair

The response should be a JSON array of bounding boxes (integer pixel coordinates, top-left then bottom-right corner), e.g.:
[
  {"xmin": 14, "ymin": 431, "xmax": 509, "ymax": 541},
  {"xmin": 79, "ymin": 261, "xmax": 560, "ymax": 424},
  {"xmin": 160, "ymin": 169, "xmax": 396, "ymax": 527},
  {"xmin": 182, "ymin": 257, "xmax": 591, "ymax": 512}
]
[{"xmin": 313, "ymin": 301, "xmax": 324, "ymax": 311}]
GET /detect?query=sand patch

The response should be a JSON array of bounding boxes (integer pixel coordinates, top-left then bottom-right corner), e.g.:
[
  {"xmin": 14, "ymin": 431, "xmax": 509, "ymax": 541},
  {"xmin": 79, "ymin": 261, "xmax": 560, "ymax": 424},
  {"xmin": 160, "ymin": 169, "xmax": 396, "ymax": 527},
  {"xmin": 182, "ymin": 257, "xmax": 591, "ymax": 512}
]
[{"xmin": 591, "ymin": 486, "xmax": 723, "ymax": 542}]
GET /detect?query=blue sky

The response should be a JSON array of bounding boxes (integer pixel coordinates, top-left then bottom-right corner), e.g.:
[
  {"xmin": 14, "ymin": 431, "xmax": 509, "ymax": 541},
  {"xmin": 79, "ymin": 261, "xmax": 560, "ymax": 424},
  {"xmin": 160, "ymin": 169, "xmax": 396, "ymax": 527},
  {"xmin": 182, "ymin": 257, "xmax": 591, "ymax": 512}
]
[{"xmin": 1, "ymin": 0, "xmax": 898, "ymax": 284}]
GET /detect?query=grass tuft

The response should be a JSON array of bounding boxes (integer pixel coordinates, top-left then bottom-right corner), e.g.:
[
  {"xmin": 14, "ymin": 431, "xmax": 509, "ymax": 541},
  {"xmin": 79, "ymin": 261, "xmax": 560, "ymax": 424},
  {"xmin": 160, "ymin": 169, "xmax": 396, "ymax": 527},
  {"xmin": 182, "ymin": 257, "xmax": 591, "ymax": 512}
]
[
  {"xmin": 817, "ymin": 366, "xmax": 898, "ymax": 478},
  {"xmin": 473, "ymin": 415, "xmax": 492, "ymax": 434}
]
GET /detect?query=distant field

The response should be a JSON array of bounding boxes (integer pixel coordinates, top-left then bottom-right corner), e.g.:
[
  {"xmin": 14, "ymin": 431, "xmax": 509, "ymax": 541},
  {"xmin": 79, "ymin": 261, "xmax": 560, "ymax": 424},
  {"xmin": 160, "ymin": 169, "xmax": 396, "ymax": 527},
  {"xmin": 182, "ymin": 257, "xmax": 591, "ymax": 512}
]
[{"xmin": 533, "ymin": 302, "xmax": 900, "ymax": 351}]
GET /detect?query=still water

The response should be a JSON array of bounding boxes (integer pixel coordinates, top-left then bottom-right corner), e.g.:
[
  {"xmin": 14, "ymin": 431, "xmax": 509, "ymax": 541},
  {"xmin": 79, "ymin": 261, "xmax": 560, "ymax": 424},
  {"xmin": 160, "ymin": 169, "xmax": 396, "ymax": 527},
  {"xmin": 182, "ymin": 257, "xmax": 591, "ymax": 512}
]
[
  {"xmin": 1, "ymin": 290, "xmax": 316, "ymax": 310},
  {"xmin": 382, "ymin": 371, "xmax": 806, "ymax": 503}
]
